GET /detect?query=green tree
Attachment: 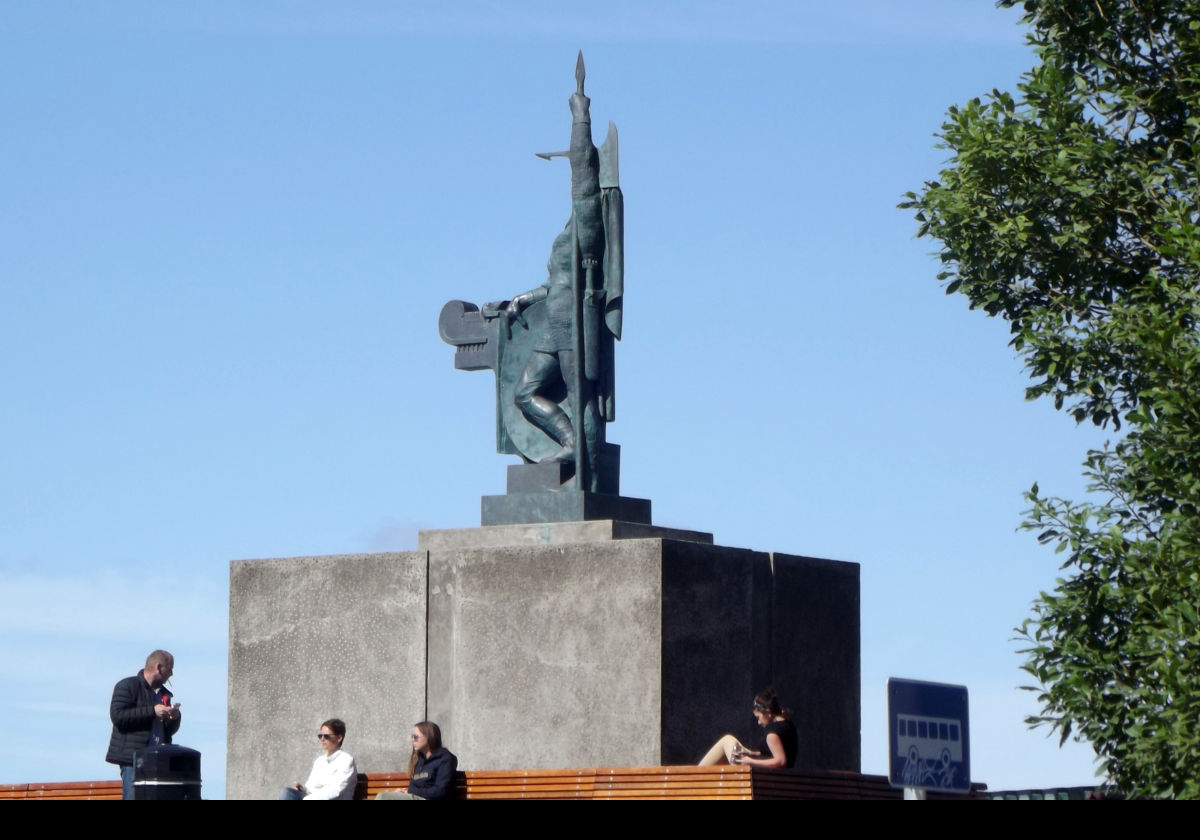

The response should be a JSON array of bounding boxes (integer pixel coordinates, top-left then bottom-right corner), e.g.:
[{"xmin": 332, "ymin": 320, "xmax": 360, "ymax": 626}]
[{"xmin": 902, "ymin": 0, "xmax": 1200, "ymax": 797}]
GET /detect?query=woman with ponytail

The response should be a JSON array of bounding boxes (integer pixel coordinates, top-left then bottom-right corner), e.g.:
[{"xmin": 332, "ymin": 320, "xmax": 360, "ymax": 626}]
[{"xmin": 698, "ymin": 687, "xmax": 798, "ymax": 769}]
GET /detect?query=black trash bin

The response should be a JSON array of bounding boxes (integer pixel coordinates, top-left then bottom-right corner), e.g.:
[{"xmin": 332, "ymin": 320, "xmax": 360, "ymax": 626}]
[{"xmin": 132, "ymin": 744, "xmax": 202, "ymax": 800}]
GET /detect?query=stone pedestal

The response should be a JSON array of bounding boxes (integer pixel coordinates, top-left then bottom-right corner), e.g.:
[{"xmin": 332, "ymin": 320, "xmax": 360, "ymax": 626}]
[
  {"xmin": 227, "ymin": 523, "xmax": 859, "ymax": 799},
  {"xmin": 481, "ymin": 459, "xmax": 652, "ymax": 526}
]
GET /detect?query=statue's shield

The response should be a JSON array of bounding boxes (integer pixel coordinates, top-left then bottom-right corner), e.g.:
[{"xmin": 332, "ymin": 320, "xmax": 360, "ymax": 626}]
[{"xmin": 495, "ymin": 299, "xmax": 570, "ymax": 463}]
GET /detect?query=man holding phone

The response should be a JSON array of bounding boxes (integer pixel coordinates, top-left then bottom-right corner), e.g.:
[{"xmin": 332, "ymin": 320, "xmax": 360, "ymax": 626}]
[{"xmin": 106, "ymin": 649, "xmax": 181, "ymax": 799}]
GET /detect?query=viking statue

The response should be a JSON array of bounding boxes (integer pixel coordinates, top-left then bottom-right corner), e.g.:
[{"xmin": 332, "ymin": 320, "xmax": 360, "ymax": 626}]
[{"xmin": 439, "ymin": 53, "xmax": 624, "ymax": 497}]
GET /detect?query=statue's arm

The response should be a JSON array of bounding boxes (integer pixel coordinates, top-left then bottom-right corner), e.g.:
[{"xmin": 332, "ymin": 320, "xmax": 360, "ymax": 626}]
[
  {"xmin": 502, "ymin": 284, "xmax": 549, "ymax": 315},
  {"xmin": 568, "ymin": 94, "xmax": 600, "ymax": 203},
  {"xmin": 568, "ymin": 94, "xmax": 603, "ymax": 268}
]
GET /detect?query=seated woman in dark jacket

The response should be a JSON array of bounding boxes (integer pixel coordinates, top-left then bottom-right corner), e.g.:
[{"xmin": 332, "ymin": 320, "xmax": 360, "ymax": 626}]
[{"xmin": 377, "ymin": 721, "xmax": 458, "ymax": 800}]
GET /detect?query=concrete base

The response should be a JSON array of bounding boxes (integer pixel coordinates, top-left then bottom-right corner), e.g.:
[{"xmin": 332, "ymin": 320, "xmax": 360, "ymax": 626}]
[{"xmin": 227, "ymin": 524, "xmax": 859, "ymax": 799}]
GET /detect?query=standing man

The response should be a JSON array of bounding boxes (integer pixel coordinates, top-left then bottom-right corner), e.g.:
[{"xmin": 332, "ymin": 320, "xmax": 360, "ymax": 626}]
[{"xmin": 106, "ymin": 649, "xmax": 181, "ymax": 799}]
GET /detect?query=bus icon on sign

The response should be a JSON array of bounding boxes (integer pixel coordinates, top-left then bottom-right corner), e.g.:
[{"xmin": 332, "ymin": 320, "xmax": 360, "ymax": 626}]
[
  {"xmin": 896, "ymin": 714, "xmax": 962, "ymax": 767},
  {"xmin": 887, "ymin": 678, "xmax": 970, "ymax": 794}
]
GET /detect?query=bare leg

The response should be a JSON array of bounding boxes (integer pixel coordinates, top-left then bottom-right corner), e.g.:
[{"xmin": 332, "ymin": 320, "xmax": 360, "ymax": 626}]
[{"xmin": 698, "ymin": 734, "xmax": 748, "ymax": 766}]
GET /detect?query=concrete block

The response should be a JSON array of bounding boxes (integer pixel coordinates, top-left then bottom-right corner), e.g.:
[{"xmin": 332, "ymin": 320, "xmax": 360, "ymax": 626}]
[
  {"xmin": 770, "ymin": 552, "xmax": 861, "ymax": 771},
  {"xmin": 660, "ymin": 541, "xmax": 775, "ymax": 764},
  {"xmin": 656, "ymin": 543, "xmax": 860, "ymax": 769},
  {"xmin": 227, "ymin": 552, "xmax": 426, "ymax": 800},
  {"xmin": 226, "ymin": 531, "xmax": 861, "ymax": 792},
  {"xmin": 427, "ymin": 539, "xmax": 665, "ymax": 769}
]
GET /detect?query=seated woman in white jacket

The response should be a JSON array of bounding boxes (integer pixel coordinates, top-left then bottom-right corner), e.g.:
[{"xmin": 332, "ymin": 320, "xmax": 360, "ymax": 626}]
[{"xmin": 280, "ymin": 718, "xmax": 358, "ymax": 800}]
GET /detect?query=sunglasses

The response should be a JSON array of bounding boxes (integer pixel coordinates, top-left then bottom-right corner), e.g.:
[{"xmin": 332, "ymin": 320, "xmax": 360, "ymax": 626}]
[{"xmin": 317, "ymin": 733, "xmax": 337, "ymax": 741}]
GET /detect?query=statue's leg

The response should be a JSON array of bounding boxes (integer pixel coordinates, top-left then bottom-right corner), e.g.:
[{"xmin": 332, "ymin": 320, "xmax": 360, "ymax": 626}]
[
  {"xmin": 557, "ymin": 350, "xmax": 600, "ymax": 485},
  {"xmin": 583, "ymin": 396, "xmax": 601, "ymax": 491},
  {"xmin": 514, "ymin": 351, "xmax": 575, "ymax": 462}
]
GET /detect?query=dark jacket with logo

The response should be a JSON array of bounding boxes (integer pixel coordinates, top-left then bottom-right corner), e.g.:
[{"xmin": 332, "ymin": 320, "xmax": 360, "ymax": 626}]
[
  {"xmin": 409, "ymin": 748, "xmax": 458, "ymax": 800},
  {"xmin": 105, "ymin": 673, "xmax": 179, "ymax": 766}
]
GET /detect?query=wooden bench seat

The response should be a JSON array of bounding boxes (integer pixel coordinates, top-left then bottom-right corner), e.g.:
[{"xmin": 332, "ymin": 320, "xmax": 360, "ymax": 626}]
[
  {"xmin": 3, "ymin": 780, "xmax": 123, "ymax": 800},
  {"xmin": 8, "ymin": 767, "xmax": 985, "ymax": 800},
  {"xmin": 592, "ymin": 766, "xmax": 752, "ymax": 800},
  {"xmin": 361, "ymin": 765, "xmax": 975, "ymax": 800}
]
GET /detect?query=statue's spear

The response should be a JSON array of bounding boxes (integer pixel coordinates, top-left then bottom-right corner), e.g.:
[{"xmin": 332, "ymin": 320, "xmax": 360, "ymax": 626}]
[
  {"xmin": 569, "ymin": 50, "xmax": 589, "ymax": 491},
  {"xmin": 535, "ymin": 52, "xmax": 596, "ymax": 488},
  {"xmin": 535, "ymin": 53, "xmax": 587, "ymax": 161}
]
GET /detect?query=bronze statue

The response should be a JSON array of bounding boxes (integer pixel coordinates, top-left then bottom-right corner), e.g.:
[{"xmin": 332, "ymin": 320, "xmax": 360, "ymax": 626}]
[{"xmin": 440, "ymin": 53, "xmax": 624, "ymax": 498}]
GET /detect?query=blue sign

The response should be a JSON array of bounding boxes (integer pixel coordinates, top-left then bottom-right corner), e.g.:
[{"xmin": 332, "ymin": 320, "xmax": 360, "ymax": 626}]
[{"xmin": 887, "ymin": 678, "xmax": 970, "ymax": 794}]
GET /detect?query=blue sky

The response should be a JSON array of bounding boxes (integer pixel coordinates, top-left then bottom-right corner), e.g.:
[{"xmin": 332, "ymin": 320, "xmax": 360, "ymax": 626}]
[{"xmin": 1, "ymin": 2, "xmax": 1112, "ymax": 798}]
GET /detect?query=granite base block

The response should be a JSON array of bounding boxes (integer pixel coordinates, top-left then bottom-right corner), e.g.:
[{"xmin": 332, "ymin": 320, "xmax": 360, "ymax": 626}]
[
  {"xmin": 418, "ymin": 519, "xmax": 712, "ymax": 552},
  {"xmin": 481, "ymin": 489, "xmax": 651, "ymax": 526}
]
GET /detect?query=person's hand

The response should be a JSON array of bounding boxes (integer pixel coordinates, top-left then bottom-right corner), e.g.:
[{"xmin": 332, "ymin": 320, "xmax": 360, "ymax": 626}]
[
  {"xmin": 168, "ymin": 703, "xmax": 182, "ymax": 720},
  {"xmin": 154, "ymin": 704, "xmax": 172, "ymax": 720}
]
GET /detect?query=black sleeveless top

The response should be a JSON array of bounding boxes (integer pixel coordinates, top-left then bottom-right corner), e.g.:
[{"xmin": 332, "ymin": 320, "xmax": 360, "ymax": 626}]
[{"xmin": 761, "ymin": 719, "xmax": 798, "ymax": 768}]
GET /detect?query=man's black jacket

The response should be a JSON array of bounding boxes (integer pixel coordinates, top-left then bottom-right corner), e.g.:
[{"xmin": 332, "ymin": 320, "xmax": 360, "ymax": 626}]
[{"xmin": 105, "ymin": 673, "xmax": 179, "ymax": 766}]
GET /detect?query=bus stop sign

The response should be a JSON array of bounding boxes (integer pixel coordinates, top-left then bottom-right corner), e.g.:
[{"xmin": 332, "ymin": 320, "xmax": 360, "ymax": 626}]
[{"xmin": 887, "ymin": 678, "xmax": 970, "ymax": 794}]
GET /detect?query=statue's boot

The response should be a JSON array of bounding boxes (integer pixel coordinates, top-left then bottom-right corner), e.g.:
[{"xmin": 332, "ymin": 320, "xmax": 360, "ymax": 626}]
[{"xmin": 538, "ymin": 412, "xmax": 576, "ymax": 464}]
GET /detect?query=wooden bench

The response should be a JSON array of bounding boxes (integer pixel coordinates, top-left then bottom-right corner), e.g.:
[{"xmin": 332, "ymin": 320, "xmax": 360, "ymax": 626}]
[
  {"xmin": 1, "ymin": 780, "xmax": 123, "ymax": 800},
  {"xmin": 357, "ymin": 771, "xmax": 410, "ymax": 800},
  {"xmin": 363, "ymin": 766, "xmax": 986, "ymax": 800},
  {"xmin": 362, "ymin": 767, "xmax": 752, "ymax": 800},
  {"xmin": 750, "ymin": 767, "xmax": 987, "ymax": 800},
  {"xmin": 7, "ymin": 768, "xmax": 985, "ymax": 800},
  {"xmin": 461, "ymin": 767, "xmax": 597, "ymax": 800},
  {"xmin": 593, "ymin": 766, "xmax": 753, "ymax": 800}
]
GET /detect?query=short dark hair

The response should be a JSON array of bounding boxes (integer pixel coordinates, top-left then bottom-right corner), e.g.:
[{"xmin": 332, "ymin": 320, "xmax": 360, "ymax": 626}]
[
  {"xmin": 321, "ymin": 718, "xmax": 347, "ymax": 740},
  {"xmin": 145, "ymin": 650, "xmax": 173, "ymax": 670}
]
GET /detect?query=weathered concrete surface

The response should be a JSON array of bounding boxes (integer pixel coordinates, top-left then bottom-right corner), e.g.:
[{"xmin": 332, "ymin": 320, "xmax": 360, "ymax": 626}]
[
  {"xmin": 425, "ymin": 537, "xmax": 859, "ymax": 771},
  {"xmin": 227, "ymin": 552, "xmax": 426, "ymax": 800},
  {"xmin": 427, "ymin": 539, "xmax": 665, "ymax": 769},
  {"xmin": 227, "ymin": 529, "xmax": 861, "ymax": 794},
  {"xmin": 770, "ymin": 551, "xmax": 861, "ymax": 771},
  {"xmin": 659, "ymin": 541, "xmax": 774, "ymax": 764},
  {"xmin": 658, "ymin": 543, "xmax": 860, "ymax": 769}
]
